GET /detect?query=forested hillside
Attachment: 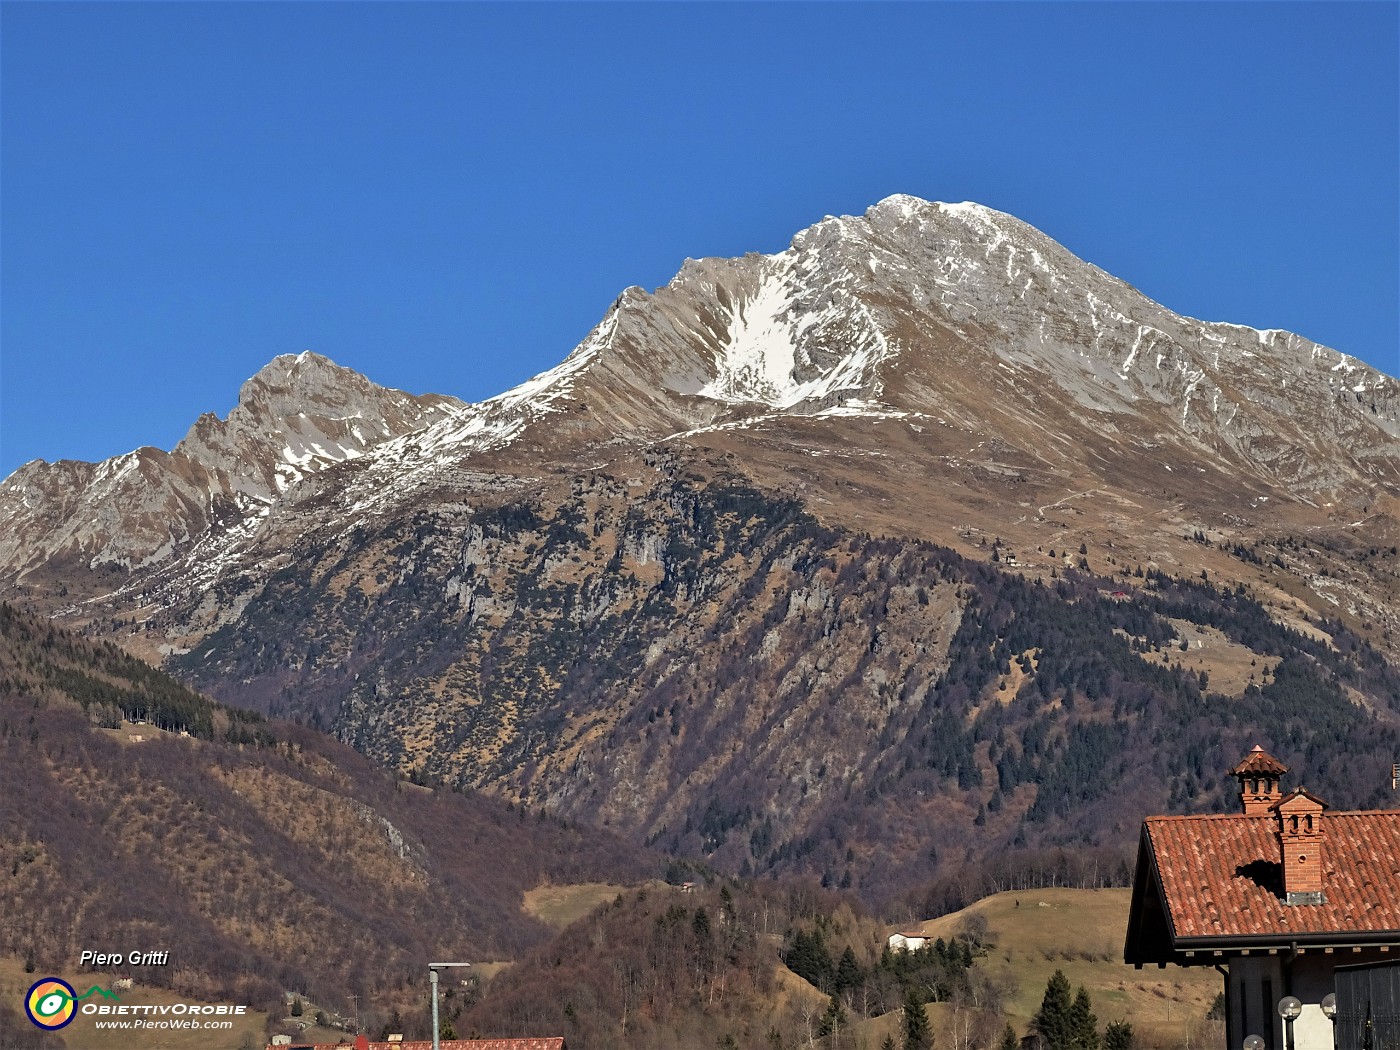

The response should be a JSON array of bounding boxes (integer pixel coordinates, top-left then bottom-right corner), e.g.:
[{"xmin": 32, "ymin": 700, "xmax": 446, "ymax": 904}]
[
  {"xmin": 0, "ymin": 604, "xmax": 656, "ymax": 1019},
  {"xmin": 454, "ymin": 877, "xmax": 1000, "ymax": 1050}
]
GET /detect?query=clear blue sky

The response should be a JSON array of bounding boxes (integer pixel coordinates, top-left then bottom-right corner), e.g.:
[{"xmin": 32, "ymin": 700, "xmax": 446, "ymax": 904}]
[{"xmin": 2, "ymin": 2, "xmax": 1396, "ymax": 478}]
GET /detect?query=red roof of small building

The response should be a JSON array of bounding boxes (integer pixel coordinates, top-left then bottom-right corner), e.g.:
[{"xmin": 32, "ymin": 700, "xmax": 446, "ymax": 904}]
[
  {"xmin": 1126, "ymin": 810, "xmax": 1400, "ymax": 963},
  {"xmin": 271, "ymin": 1040, "xmax": 565, "ymax": 1050}
]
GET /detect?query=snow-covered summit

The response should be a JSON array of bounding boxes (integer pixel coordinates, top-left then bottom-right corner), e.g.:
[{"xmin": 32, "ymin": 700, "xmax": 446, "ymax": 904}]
[{"xmin": 362, "ymin": 193, "xmax": 1397, "ymax": 479}]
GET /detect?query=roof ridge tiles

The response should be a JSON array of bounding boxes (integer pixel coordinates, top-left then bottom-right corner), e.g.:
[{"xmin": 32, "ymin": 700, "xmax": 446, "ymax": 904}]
[
  {"xmin": 1145, "ymin": 808, "xmax": 1400, "ymax": 822},
  {"xmin": 1144, "ymin": 813, "xmax": 1272, "ymax": 822}
]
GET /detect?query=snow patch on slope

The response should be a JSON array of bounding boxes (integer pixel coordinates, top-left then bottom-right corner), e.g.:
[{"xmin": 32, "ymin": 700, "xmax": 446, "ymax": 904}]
[
  {"xmin": 700, "ymin": 277, "xmax": 798, "ymax": 403},
  {"xmin": 697, "ymin": 259, "xmax": 894, "ymax": 411}
]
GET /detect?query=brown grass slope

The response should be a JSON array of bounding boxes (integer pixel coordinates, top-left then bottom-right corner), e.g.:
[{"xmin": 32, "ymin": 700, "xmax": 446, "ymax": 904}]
[{"xmin": 903, "ymin": 888, "xmax": 1220, "ymax": 1048}]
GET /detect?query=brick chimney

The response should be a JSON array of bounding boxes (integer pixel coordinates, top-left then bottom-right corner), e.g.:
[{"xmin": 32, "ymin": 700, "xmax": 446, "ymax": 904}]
[
  {"xmin": 1229, "ymin": 745, "xmax": 1288, "ymax": 815},
  {"xmin": 1275, "ymin": 787, "xmax": 1327, "ymax": 906}
]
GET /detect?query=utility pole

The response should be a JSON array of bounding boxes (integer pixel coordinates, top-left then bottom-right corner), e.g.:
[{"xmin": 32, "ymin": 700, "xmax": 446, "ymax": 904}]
[{"xmin": 429, "ymin": 962, "xmax": 472, "ymax": 1050}]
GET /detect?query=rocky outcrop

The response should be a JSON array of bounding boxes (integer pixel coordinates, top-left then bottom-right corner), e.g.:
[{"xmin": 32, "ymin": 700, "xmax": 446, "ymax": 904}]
[{"xmin": 0, "ymin": 352, "xmax": 460, "ymax": 579}]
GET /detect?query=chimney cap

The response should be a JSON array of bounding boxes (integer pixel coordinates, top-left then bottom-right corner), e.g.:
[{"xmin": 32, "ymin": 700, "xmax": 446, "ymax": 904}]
[
  {"xmin": 1273, "ymin": 786, "xmax": 1328, "ymax": 813},
  {"xmin": 1230, "ymin": 745, "xmax": 1289, "ymax": 777}
]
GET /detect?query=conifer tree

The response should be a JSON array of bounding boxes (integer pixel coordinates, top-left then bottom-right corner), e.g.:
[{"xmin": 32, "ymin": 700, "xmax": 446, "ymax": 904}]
[
  {"xmin": 820, "ymin": 993, "xmax": 845, "ymax": 1037},
  {"xmin": 902, "ymin": 987, "xmax": 932, "ymax": 1050},
  {"xmin": 1034, "ymin": 970, "xmax": 1073, "ymax": 1049},
  {"xmin": 794, "ymin": 928, "xmax": 836, "ymax": 990},
  {"xmin": 834, "ymin": 945, "xmax": 863, "ymax": 993},
  {"xmin": 1102, "ymin": 1021, "xmax": 1133, "ymax": 1050},
  {"xmin": 1070, "ymin": 986, "xmax": 1099, "ymax": 1050},
  {"xmin": 999, "ymin": 1023, "xmax": 1019, "ymax": 1050}
]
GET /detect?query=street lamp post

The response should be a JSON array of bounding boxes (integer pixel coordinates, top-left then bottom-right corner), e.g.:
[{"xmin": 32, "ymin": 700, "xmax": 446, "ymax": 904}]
[
  {"xmin": 429, "ymin": 962, "xmax": 473, "ymax": 1050},
  {"xmin": 1243, "ymin": 1035, "xmax": 1266, "ymax": 1050},
  {"xmin": 1321, "ymin": 994, "xmax": 1338, "ymax": 1047},
  {"xmin": 1279, "ymin": 996, "xmax": 1303, "ymax": 1050}
]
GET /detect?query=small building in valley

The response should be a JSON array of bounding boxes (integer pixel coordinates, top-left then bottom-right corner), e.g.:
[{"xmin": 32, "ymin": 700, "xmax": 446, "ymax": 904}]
[
  {"xmin": 1125, "ymin": 745, "xmax": 1400, "ymax": 1049},
  {"xmin": 887, "ymin": 931, "xmax": 929, "ymax": 952}
]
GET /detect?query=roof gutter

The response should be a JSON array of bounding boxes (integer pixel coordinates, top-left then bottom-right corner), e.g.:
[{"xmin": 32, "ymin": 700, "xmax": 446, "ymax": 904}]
[{"xmin": 1173, "ymin": 928, "xmax": 1400, "ymax": 953}]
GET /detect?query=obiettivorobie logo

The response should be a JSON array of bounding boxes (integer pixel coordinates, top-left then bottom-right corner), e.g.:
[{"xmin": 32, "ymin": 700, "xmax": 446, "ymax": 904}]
[
  {"xmin": 25, "ymin": 978, "xmax": 120, "ymax": 1030},
  {"xmin": 23, "ymin": 977, "xmax": 250, "ymax": 1033}
]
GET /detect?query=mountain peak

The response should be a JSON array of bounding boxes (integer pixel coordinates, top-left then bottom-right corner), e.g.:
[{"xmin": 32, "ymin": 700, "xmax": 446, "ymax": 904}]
[
  {"xmin": 806, "ymin": 194, "xmax": 1022, "ymax": 234},
  {"xmin": 0, "ymin": 352, "xmax": 464, "ymax": 575},
  {"xmin": 867, "ymin": 194, "xmax": 1000, "ymax": 220},
  {"xmin": 236, "ymin": 349, "xmax": 371, "ymax": 405},
  {"xmin": 402, "ymin": 194, "xmax": 1395, "ymax": 472},
  {"xmin": 176, "ymin": 352, "xmax": 463, "ymax": 502}
]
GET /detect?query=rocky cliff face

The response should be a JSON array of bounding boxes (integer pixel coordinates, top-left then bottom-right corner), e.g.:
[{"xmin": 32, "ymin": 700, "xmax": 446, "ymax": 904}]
[
  {"xmin": 161, "ymin": 458, "xmax": 1400, "ymax": 900},
  {"xmin": 4, "ymin": 196, "xmax": 1399, "ymax": 898}
]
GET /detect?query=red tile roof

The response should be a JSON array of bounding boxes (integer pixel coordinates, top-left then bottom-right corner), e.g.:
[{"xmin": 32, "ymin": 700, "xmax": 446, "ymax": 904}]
[
  {"xmin": 1143, "ymin": 810, "xmax": 1400, "ymax": 942},
  {"xmin": 272, "ymin": 1041, "xmax": 565, "ymax": 1050}
]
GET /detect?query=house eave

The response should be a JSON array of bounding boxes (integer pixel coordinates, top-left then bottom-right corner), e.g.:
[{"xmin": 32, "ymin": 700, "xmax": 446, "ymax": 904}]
[
  {"xmin": 1174, "ymin": 928, "xmax": 1400, "ymax": 951},
  {"xmin": 1132, "ymin": 928, "xmax": 1400, "ymax": 968}
]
